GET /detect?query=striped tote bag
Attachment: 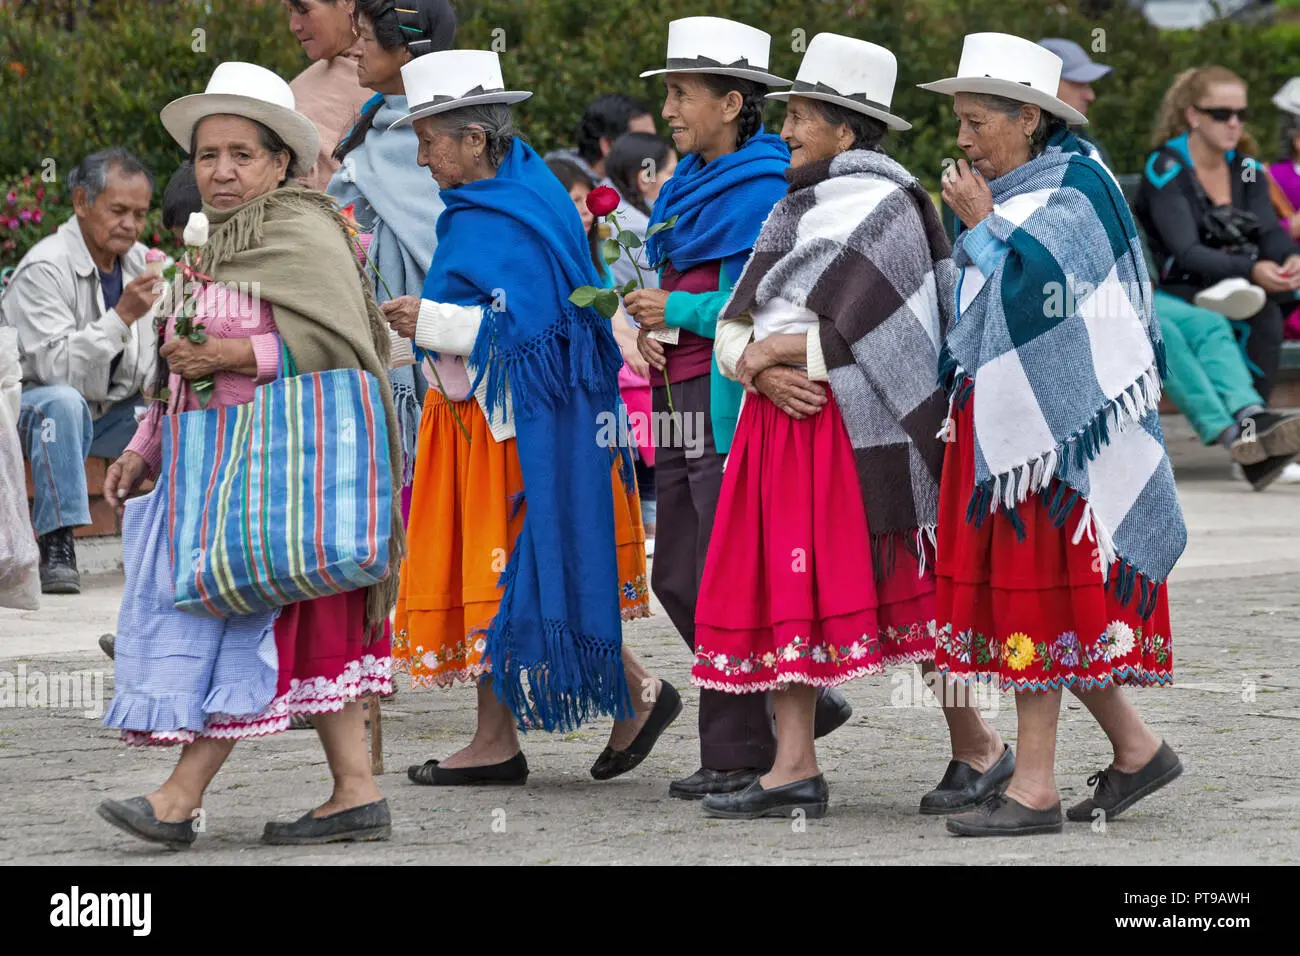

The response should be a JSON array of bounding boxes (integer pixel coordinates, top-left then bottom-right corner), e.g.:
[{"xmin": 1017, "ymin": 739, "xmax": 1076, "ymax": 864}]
[{"xmin": 164, "ymin": 355, "xmax": 393, "ymax": 618}]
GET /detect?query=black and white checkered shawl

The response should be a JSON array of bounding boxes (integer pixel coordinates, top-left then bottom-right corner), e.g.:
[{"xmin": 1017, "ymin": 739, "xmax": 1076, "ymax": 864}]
[{"xmin": 722, "ymin": 149, "xmax": 956, "ymax": 571}]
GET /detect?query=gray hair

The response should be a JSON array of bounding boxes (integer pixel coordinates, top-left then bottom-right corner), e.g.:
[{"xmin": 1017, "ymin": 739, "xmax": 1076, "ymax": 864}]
[
  {"xmin": 67, "ymin": 148, "xmax": 154, "ymax": 206},
  {"xmin": 431, "ymin": 103, "xmax": 517, "ymax": 169},
  {"xmin": 803, "ymin": 99, "xmax": 888, "ymax": 154},
  {"xmin": 967, "ymin": 93, "xmax": 1065, "ymax": 158}
]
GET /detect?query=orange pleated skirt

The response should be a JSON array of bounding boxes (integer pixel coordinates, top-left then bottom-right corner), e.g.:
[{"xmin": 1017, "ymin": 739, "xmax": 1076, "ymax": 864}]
[{"xmin": 393, "ymin": 391, "xmax": 650, "ymax": 689}]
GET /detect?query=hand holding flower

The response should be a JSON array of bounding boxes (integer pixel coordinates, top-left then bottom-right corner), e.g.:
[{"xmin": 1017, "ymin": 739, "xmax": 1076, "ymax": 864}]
[
  {"xmin": 380, "ymin": 296, "xmax": 420, "ymax": 340},
  {"xmin": 623, "ymin": 288, "xmax": 669, "ymax": 330}
]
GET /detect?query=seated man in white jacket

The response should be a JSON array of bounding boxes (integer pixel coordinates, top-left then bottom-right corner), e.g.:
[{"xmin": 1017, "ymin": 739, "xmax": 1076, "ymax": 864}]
[{"xmin": 0, "ymin": 149, "xmax": 160, "ymax": 594}]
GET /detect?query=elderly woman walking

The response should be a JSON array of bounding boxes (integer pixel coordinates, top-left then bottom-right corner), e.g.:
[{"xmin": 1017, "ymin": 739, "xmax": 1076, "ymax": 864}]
[
  {"xmin": 629, "ymin": 16, "xmax": 853, "ymax": 803},
  {"xmin": 379, "ymin": 50, "xmax": 678, "ymax": 786},
  {"xmin": 97, "ymin": 62, "xmax": 402, "ymax": 847},
  {"xmin": 690, "ymin": 34, "xmax": 1008, "ymax": 820},
  {"xmin": 920, "ymin": 34, "xmax": 1187, "ymax": 836}
]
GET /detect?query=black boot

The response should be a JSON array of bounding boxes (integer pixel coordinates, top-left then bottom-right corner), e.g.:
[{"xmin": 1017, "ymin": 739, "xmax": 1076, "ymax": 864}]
[{"xmin": 38, "ymin": 527, "xmax": 80, "ymax": 595}]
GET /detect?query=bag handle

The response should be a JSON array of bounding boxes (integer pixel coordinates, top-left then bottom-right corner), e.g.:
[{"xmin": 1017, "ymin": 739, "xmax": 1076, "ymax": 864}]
[{"xmin": 278, "ymin": 340, "xmax": 299, "ymax": 379}]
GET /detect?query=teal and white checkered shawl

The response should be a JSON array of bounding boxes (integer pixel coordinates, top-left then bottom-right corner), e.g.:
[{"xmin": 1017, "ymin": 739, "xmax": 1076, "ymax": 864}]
[{"xmin": 939, "ymin": 139, "xmax": 1187, "ymax": 617}]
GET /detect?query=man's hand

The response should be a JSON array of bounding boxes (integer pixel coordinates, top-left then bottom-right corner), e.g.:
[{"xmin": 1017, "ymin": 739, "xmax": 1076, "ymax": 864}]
[
  {"xmin": 637, "ymin": 328, "xmax": 667, "ymax": 372},
  {"xmin": 624, "ymin": 288, "xmax": 670, "ymax": 331},
  {"xmin": 104, "ymin": 450, "xmax": 147, "ymax": 513},
  {"xmin": 115, "ymin": 273, "xmax": 165, "ymax": 325},
  {"xmin": 941, "ymin": 159, "xmax": 995, "ymax": 230},
  {"xmin": 753, "ymin": 366, "xmax": 827, "ymax": 420},
  {"xmin": 380, "ymin": 296, "xmax": 421, "ymax": 340}
]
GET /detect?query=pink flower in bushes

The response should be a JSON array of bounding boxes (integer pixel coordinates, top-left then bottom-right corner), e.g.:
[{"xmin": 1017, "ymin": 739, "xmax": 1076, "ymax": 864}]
[
  {"xmin": 18, "ymin": 209, "xmax": 32, "ymax": 223},
  {"xmin": 5, "ymin": 192, "xmax": 15, "ymax": 205},
  {"xmin": 7, "ymin": 219, "xmax": 19, "ymax": 230},
  {"xmin": 32, "ymin": 210, "xmax": 42, "ymax": 225},
  {"xmin": 35, "ymin": 187, "xmax": 44, "ymax": 201}
]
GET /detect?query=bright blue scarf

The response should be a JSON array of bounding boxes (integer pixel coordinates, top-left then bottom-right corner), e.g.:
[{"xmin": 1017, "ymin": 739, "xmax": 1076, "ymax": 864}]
[
  {"xmin": 645, "ymin": 132, "xmax": 790, "ymax": 270},
  {"xmin": 422, "ymin": 138, "xmax": 634, "ymax": 732}
]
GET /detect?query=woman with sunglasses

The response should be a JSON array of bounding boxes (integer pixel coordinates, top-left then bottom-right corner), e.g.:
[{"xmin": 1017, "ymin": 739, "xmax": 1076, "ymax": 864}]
[{"xmin": 1136, "ymin": 68, "xmax": 1300, "ymax": 489}]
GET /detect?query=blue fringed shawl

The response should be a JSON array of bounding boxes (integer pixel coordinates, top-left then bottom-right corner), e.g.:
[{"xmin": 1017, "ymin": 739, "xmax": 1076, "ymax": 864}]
[
  {"xmin": 939, "ymin": 142, "xmax": 1187, "ymax": 618},
  {"xmin": 422, "ymin": 138, "xmax": 635, "ymax": 731},
  {"xmin": 645, "ymin": 132, "xmax": 790, "ymax": 271}
]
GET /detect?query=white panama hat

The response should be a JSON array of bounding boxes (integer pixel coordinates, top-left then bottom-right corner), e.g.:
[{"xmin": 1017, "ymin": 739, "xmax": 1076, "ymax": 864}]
[
  {"xmin": 640, "ymin": 16, "xmax": 791, "ymax": 88},
  {"xmin": 160, "ymin": 62, "xmax": 321, "ymax": 177},
  {"xmin": 767, "ymin": 33, "xmax": 911, "ymax": 131},
  {"xmin": 1273, "ymin": 77, "xmax": 1300, "ymax": 117},
  {"xmin": 918, "ymin": 32, "xmax": 1088, "ymax": 127},
  {"xmin": 392, "ymin": 50, "xmax": 532, "ymax": 127}
]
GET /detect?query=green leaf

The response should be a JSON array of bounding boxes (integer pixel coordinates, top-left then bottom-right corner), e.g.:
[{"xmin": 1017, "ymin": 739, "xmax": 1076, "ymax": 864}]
[
  {"xmin": 601, "ymin": 238, "xmax": 621, "ymax": 265},
  {"xmin": 592, "ymin": 289, "xmax": 620, "ymax": 318},
  {"xmin": 568, "ymin": 286, "xmax": 600, "ymax": 307},
  {"xmin": 616, "ymin": 229, "xmax": 642, "ymax": 249},
  {"xmin": 621, "ymin": 279, "xmax": 638, "ymax": 297},
  {"xmin": 662, "ymin": 215, "xmax": 678, "ymax": 228},
  {"xmin": 644, "ymin": 221, "xmax": 668, "ymax": 237}
]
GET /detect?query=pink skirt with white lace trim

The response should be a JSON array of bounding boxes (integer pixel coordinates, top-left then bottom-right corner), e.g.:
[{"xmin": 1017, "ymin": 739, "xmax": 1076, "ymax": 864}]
[{"xmin": 122, "ymin": 589, "xmax": 392, "ymax": 747}]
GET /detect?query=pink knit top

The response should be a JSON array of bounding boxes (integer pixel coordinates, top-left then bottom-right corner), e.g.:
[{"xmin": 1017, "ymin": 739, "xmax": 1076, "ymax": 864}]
[{"xmin": 125, "ymin": 282, "xmax": 281, "ymax": 477}]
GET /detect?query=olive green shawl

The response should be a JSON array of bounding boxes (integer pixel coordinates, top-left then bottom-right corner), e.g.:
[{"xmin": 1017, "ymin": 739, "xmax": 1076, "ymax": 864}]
[{"xmin": 200, "ymin": 186, "xmax": 405, "ymax": 634}]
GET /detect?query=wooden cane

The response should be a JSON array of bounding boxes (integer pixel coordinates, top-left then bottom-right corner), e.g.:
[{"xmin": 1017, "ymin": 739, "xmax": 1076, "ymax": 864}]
[{"xmin": 366, "ymin": 695, "xmax": 384, "ymax": 776}]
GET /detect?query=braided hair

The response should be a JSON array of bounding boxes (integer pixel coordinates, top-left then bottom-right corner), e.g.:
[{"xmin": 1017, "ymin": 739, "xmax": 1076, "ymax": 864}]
[
  {"xmin": 333, "ymin": 0, "xmax": 457, "ymax": 162},
  {"xmin": 697, "ymin": 74, "xmax": 769, "ymax": 150}
]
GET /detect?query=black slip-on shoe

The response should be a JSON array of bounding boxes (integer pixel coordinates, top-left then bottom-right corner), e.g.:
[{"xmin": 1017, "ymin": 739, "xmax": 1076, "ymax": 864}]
[
  {"xmin": 919, "ymin": 744, "xmax": 1015, "ymax": 815},
  {"xmin": 96, "ymin": 796, "xmax": 195, "ymax": 851},
  {"xmin": 1241, "ymin": 452, "xmax": 1299, "ymax": 491},
  {"xmin": 98, "ymin": 633, "xmax": 116, "ymax": 660},
  {"xmin": 591, "ymin": 680, "xmax": 683, "ymax": 780},
  {"xmin": 407, "ymin": 751, "xmax": 528, "ymax": 786},
  {"xmin": 1066, "ymin": 740, "xmax": 1183, "ymax": 823},
  {"xmin": 261, "ymin": 799, "xmax": 391, "ymax": 845},
  {"xmin": 813, "ymin": 687, "xmax": 853, "ymax": 739},
  {"xmin": 668, "ymin": 766, "xmax": 762, "ymax": 800},
  {"xmin": 701, "ymin": 775, "xmax": 829, "ymax": 820},
  {"xmin": 945, "ymin": 793, "xmax": 1063, "ymax": 836}
]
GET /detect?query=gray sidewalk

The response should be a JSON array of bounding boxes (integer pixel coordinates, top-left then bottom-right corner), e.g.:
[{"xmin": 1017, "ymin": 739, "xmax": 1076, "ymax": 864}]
[{"xmin": 1, "ymin": 417, "xmax": 1297, "ymax": 865}]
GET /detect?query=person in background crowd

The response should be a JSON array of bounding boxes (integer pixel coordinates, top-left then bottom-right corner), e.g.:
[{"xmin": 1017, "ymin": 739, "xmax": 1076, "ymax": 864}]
[
  {"xmin": 0, "ymin": 148, "xmax": 160, "ymax": 596},
  {"xmin": 922, "ymin": 32, "xmax": 1186, "ymax": 836},
  {"xmin": 328, "ymin": 0, "xmax": 456, "ymax": 519},
  {"xmin": 285, "ymin": 0, "xmax": 373, "ymax": 189},
  {"xmin": 605, "ymin": 131, "xmax": 679, "ymax": 556},
  {"xmin": 1038, "ymin": 38, "xmax": 1114, "ymax": 170},
  {"xmin": 98, "ymin": 61, "xmax": 401, "ymax": 848},
  {"xmin": 1136, "ymin": 68, "xmax": 1300, "ymax": 418},
  {"xmin": 161, "ymin": 162, "xmax": 203, "ymax": 245},
  {"xmin": 1269, "ymin": 78, "xmax": 1300, "ymax": 342},
  {"xmin": 544, "ymin": 93, "xmax": 657, "ymax": 185},
  {"xmin": 629, "ymin": 16, "xmax": 853, "ymax": 802}
]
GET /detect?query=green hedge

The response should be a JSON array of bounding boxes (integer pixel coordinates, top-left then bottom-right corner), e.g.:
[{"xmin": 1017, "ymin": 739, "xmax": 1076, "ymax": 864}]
[{"xmin": 3, "ymin": 0, "xmax": 1299, "ymax": 270}]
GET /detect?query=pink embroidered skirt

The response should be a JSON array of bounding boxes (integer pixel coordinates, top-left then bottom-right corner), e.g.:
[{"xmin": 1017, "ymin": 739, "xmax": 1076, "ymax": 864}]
[{"xmin": 691, "ymin": 387, "xmax": 936, "ymax": 693}]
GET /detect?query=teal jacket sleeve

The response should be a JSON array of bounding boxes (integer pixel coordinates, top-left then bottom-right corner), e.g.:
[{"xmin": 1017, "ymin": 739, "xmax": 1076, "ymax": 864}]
[{"xmin": 661, "ymin": 252, "xmax": 747, "ymax": 340}]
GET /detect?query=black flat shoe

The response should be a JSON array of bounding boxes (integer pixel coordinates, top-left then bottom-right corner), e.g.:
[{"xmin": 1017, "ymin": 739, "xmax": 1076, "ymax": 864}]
[
  {"xmin": 407, "ymin": 751, "xmax": 529, "ymax": 786},
  {"xmin": 262, "ymin": 799, "xmax": 391, "ymax": 845},
  {"xmin": 591, "ymin": 680, "xmax": 683, "ymax": 780},
  {"xmin": 668, "ymin": 766, "xmax": 762, "ymax": 800},
  {"xmin": 919, "ymin": 744, "xmax": 1015, "ymax": 815},
  {"xmin": 813, "ymin": 687, "xmax": 853, "ymax": 739},
  {"xmin": 1066, "ymin": 740, "xmax": 1182, "ymax": 822},
  {"xmin": 946, "ymin": 793, "xmax": 1062, "ymax": 836},
  {"xmin": 701, "ymin": 775, "xmax": 829, "ymax": 820},
  {"xmin": 96, "ymin": 796, "xmax": 195, "ymax": 851}
]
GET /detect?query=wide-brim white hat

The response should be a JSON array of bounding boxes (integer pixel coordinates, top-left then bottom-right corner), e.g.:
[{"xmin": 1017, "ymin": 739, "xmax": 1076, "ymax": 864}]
[
  {"xmin": 160, "ymin": 62, "xmax": 320, "ymax": 177},
  {"xmin": 918, "ymin": 32, "xmax": 1088, "ymax": 127},
  {"xmin": 640, "ymin": 16, "xmax": 791, "ymax": 87},
  {"xmin": 767, "ymin": 33, "xmax": 910, "ymax": 131},
  {"xmin": 392, "ymin": 50, "xmax": 531, "ymax": 127},
  {"xmin": 1274, "ymin": 77, "xmax": 1300, "ymax": 117}
]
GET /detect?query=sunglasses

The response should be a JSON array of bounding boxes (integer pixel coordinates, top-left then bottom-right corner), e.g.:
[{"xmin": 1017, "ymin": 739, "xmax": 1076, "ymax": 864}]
[{"xmin": 1194, "ymin": 105, "xmax": 1249, "ymax": 123}]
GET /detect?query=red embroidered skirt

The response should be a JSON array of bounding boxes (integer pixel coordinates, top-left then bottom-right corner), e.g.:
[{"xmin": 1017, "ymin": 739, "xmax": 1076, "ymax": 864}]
[
  {"xmin": 934, "ymin": 395, "xmax": 1174, "ymax": 692},
  {"xmin": 691, "ymin": 388, "xmax": 936, "ymax": 692}
]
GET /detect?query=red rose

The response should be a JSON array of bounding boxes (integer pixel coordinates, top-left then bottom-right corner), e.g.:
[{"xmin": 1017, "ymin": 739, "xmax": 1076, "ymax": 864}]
[{"xmin": 585, "ymin": 185, "xmax": 620, "ymax": 218}]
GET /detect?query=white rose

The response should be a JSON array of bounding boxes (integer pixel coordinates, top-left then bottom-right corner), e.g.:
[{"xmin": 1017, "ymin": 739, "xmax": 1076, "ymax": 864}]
[{"xmin": 183, "ymin": 211, "xmax": 210, "ymax": 247}]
